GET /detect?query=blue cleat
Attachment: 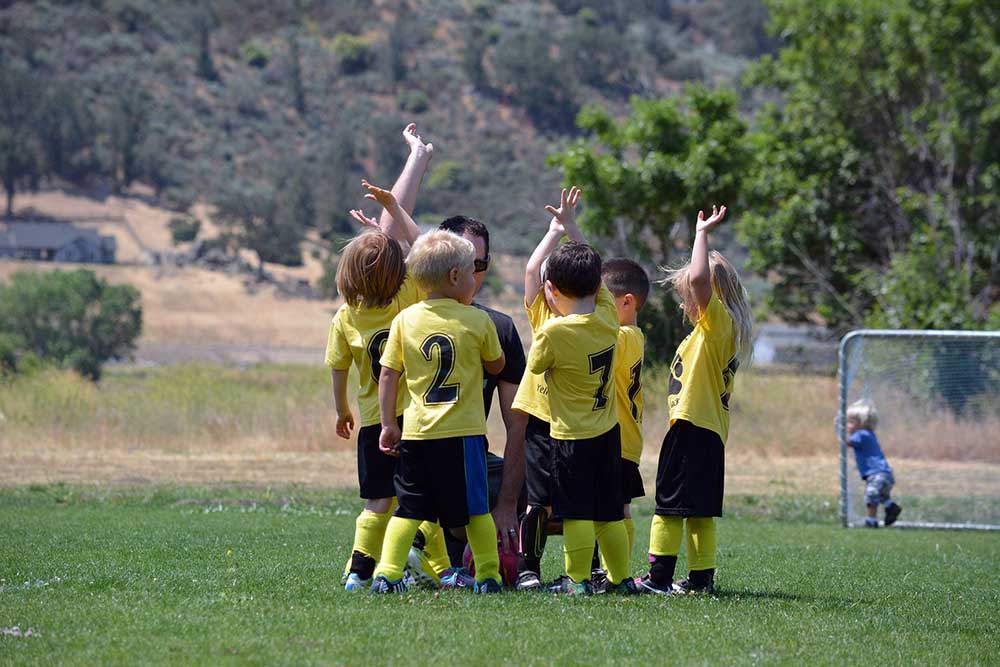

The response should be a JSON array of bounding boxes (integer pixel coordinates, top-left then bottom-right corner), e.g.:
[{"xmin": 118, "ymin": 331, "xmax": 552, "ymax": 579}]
[
  {"xmin": 344, "ymin": 572, "xmax": 371, "ymax": 591},
  {"xmin": 370, "ymin": 574, "xmax": 409, "ymax": 594},
  {"xmin": 473, "ymin": 577, "xmax": 503, "ymax": 594},
  {"xmin": 439, "ymin": 567, "xmax": 476, "ymax": 590}
]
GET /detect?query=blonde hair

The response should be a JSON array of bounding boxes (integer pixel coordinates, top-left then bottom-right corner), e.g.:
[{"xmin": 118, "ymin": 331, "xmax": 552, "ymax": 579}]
[
  {"xmin": 846, "ymin": 400, "xmax": 879, "ymax": 430},
  {"xmin": 406, "ymin": 230, "xmax": 475, "ymax": 292},
  {"xmin": 336, "ymin": 231, "xmax": 407, "ymax": 308},
  {"xmin": 664, "ymin": 250, "xmax": 754, "ymax": 367}
]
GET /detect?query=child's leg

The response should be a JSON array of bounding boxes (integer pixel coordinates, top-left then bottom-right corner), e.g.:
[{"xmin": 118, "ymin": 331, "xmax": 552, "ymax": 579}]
[
  {"xmin": 518, "ymin": 505, "xmax": 549, "ymax": 576},
  {"xmin": 466, "ymin": 513, "xmax": 500, "ymax": 583},
  {"xmin": 349, "ymin": 497, "xmax": 395, "ymax": 579},
  {"xmin": 684, "ymin": 517, "xmax": 717, "ymax": 579},
  {"xmin": 374, "ymin": 516, "xmax": 423, "ymax": 582},
  {"xmin": 594, "ymin": 520, "xmax": 630, "ymax": 585},
  {"xmin": 563, "ymin": 519, "xmax": 596, "ymax": 583},
  {"xmin": 416, "ymin": 521, "xmax": 451, "ymax": 577},
  {"xmin": 647, "ymin": 515, "xmax": 683, "ymax": 587},
  {"xmin": 623, "ymin": 503, "xmax": 635, "ymax": 554}
]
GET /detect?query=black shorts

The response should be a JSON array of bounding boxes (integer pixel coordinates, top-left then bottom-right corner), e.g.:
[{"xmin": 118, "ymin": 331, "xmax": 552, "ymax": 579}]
[
  {"xmin": 551, "ymin": 424, "xmax": 625, "ymax": 522},
  {"xmin": 622, "ymin": 459, "xmax": 645, "ymax": 503},
  {"xmin": 524, "ymin": 415, "xmax": 554, "ymax": 507},
  {"xmin": 356, "ymin": 417, "xmax": 401, "ymax": 500},
  {"xmin": 654, "ymin": 420, "xmax": 725, "ymax": 517},
  {"xmin": 394, "ymin": 435, "xmax": 490, "ymax": 529}
]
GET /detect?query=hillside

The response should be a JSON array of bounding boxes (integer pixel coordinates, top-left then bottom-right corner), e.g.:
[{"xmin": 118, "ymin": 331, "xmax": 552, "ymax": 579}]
[{"xmin": 0, "ymin": 0, "xmax": 776, "ymax": 255}]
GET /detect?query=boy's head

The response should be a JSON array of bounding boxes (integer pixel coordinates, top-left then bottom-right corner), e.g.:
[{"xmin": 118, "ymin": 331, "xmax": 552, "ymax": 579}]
[
  {"xmin": 543, "ymin": 242, "xmax": 602, "ymax": 311},
  {"xmin": 336, "ymin": 231, "xmax": 406, "ymax": 308},
  {"xmin": 602, "ymin": 258, "xmax": 650, "ymax": 326},
  {"xmin": 407, "ymin": 230, "xmax": 477, "ymax": 304},
  {"xmin": 439, "ymin": 216, "xmax": 490, "ymax": 296},
  {"xmin": 846, "ymin": 400, "xmax": 878, "ymax": 434}
]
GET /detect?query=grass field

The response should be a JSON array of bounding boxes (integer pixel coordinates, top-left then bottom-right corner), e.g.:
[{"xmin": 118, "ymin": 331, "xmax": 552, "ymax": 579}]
[{"xmin": 1, "ymin": 486, "xmax": 997, "ymax": 666}]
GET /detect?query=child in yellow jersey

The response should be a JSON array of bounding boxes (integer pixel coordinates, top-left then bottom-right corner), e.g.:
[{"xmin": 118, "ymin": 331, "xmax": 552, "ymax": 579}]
[
  {"xmin": 519, "ymin": 187, "xmax": 638, "ymax": 596},
  {"xmin": 636, "ymin": 205, "xmax": 754, "ymax": 596},
  {"xmin": 588, "ymin": 258, "xmax": 650, "ymax": 591},
  {"xmin": 371, "ymin": 230, "xmax": 507, "ymax": 594}
]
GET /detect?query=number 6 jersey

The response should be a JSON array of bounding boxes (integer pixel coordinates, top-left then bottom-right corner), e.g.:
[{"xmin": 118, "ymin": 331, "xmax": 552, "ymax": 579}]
[
  {"xmin": 526, "ymin": 284, "xmax": 620, "ymax": 440},
  {"xmin": 380, "ymin": 298, "xmax": 503, "ymax": 440}
]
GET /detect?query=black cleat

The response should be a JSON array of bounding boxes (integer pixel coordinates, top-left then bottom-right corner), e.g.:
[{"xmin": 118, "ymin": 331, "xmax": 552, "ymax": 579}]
[
  {"xmin": 590, "ymin": 568, "xmax": 610, "ymax": 594},
  {"xmin": 672, "ymin": 576, "xmax": 714, "ymax": 595},
  {"xmin": 884, "ymin": 503, "xmax": 902, "ymax": 526}
]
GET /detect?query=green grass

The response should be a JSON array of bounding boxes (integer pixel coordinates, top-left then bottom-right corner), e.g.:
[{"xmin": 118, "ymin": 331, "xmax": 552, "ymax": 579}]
[{"xmin": 1, "ymin": 487, "xmax": 997, "ymax": 666}]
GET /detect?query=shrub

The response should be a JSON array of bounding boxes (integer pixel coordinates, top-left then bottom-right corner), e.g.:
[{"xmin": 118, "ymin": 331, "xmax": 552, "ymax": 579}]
[
  {"xmin": 168, "ymin": 216, "xmax": 201, "ymax": 244},
  {"xmin": 396, "ymin": 89, "xmax": 430, "ymax": 113},
  {"xmin": 239, "ymin": 39, "xmax": 272, "ymax": 69},
  {"xmin": 332, "ymin": 34, "xmax": 374, "ymax": 75}
]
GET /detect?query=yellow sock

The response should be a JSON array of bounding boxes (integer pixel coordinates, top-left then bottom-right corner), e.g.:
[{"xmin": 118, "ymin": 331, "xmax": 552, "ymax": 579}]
[
  {"xmin": 649, "ymin": 515, "xmax": 683, "ymax": 556},
  {"xmin": 373, "ymin": 517, "xmax": 421, "ymax": 582},
  {"xmin": 417, "ymin": 521, "xmax": 450, "ymax": 579},
  {"xmin": 685, "ymin": 517, "xmax": 717, "ymax": 571},
  {"xmin": 562, "ymin": 519, "xmax": 595, "ymax": 583},
  {"xmin": 595, "ymin": 520, "xmax": 631, "ymax": 585},
  {"xmin": 466, "ymin": 513, "xmax": 499, "ymax": 583},
  {"xmin": 353, "ymin": 510, "xmax": 392, "ymax": 561},
  {"xmin": 624, "ymin": 517, "xmax": 635, "ymax": 555}
]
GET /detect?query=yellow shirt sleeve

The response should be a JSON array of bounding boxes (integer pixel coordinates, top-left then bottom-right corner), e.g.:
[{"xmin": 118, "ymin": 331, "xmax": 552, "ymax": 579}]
[
  {"xmin": 696, "ymin": 295, "xmax": 733, "ymax": 339},
  {"xmin": 380, "ymin": 313, "xmax": 404, "ymax": 373},
  {"xmin": 324, "ymin": 308, "xmax": 352, "ymax": 370},
  {"xmin": 481, "ymin": 315, "xmax": 503, "ymax": 362},
  {"xmin": 526, "ymin": 328, "xmax": 554, "ymax": 375}
]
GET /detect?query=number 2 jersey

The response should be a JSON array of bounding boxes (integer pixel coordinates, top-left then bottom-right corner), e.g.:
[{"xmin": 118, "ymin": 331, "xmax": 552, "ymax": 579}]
[
  {"xmin": 667, "ymin": 294, "xmax": 738, "ymax": 443},
  {"xmin": 526, "ymin": 284, "xmax": 620, "ymax": 441},
  {"xmin": 614, "ymin": 325, "xmax": 645, "ymax": 464},
  {"xmin": 324, "ymin": 275, "xmax": 424, "ymax": 427},
  {"xmin": 380, "ymin": 298, "xmax": 503, "ymax": 440}
]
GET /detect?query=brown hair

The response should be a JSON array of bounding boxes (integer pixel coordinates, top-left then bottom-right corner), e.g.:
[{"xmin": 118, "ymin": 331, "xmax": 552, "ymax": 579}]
[{"xmin": 336, "ymin": 231, "xmax": 407, "ymax": 308}]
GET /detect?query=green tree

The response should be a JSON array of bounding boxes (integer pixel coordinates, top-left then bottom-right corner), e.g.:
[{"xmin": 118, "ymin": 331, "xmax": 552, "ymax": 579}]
[
  {"xmin": 0, "ymin": 270, "xmax": 142, "ymax": 380},
  {"xmin": 492, "ymin": 30, "xmax": 579, "ymax": 133},
  {"xmin": 213, "ymin": 179, "xmax": 304, "ymax": 277},
  {"xmin": 741, "ymin": 0, "xmax": 1000, "ymax": 331},
  {"xmin": 0, "ymin": 63, "xmax": 47, "ymax": 217}
]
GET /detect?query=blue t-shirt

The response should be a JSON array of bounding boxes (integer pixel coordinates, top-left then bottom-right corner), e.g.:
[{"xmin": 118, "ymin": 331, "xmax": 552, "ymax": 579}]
[{"xmin": 848, "ymin": 429, "xmax": 892, "ymax": 479}]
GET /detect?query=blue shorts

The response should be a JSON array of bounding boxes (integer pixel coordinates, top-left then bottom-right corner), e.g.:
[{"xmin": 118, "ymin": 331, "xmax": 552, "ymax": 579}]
[{"xmin": 393, "ymin": 435, "xmax": 490, "ymax": 529}]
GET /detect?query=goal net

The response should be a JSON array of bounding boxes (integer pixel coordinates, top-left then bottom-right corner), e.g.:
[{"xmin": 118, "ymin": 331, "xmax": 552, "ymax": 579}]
[{"xmin": 838, "ymin": 330, "xmax": 1000, "ymax": 530}]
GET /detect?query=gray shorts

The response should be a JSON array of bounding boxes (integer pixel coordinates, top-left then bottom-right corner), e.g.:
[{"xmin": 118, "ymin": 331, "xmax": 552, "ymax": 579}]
[{"xmin": 864, "ymin": 471, "xmax": 895, "ymax": 506}]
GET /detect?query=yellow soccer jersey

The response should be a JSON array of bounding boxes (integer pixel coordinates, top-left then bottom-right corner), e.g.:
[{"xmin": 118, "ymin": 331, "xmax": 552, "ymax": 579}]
[
  {"xmin": 526, "ymin": 284, "xmax": 619, "ymax": 440},
  {"xmin": 614, "ymin": 325, "xmax": 645, "ymax": 464},
  {"xmin": 667, "ymin": 294, "xmax": 738, "ymax": 443},
  {"xmin": 380, "ymin": 298, "xmax": 503, "ymax": 440},
  {"xmin": 324, "ymin": 274, "xmax": 423, "ymax": 427},
  {"xmin": 511, "ymin": 291, "xmax": 558, "ymax": 422}
]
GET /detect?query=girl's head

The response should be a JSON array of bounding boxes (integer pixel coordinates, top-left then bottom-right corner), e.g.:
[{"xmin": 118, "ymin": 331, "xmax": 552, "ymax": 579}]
[
  {"xmin": 336, "ymin": 231, "xmax": 407, "ymax": 309},
  {"xmin": 664, "ymin": 250, "xmax": 754, "ymax": 366}
]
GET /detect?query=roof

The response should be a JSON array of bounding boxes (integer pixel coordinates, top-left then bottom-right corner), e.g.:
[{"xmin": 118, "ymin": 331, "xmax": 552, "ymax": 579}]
[{"xmin": 0, "ymin": 222, "xmax": 108, "ymax": 250}]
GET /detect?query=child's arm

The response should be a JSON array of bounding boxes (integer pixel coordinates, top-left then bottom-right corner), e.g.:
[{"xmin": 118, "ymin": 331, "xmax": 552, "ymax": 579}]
[
  {"xmin": 484, "ymin": 351, "xmax": 506, "ymax": 377},
  {"xmin": 377, "ymin": 367, "xmax": 403, "ymax": 456},
  {"xmin": 368, "ymin": 124, "xmax": 432, "ymax": 246},
  {"xmin": 689, "ymin": 204, "xmax": 727, "ymax": 315},
  {"xmin": 331, "ymin": 368, "xmax": 355, "ymax": 439},
  {"xmin": 524, "ymin": 187, "xmax": 583, "ymax": 307}
]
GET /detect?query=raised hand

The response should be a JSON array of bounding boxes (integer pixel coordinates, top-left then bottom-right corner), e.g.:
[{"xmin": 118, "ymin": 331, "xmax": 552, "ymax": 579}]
[
  {"xmin": 349, "ymin": 208, "xmax": 379, "ymax": 229},
  {"xmin": 402, "ymin": 122, "xmax": 433, "ymax": 158},
  {"xmin": 543, "ymin": 186, "xmax": 582, "ymax": 235},
  {"xmin": 361, "ymin": 179, "xmax": 398, "ymax": 211},
  {"xmin": 696, "ymin": 204, "xmax": 727, "ymax": 233}
]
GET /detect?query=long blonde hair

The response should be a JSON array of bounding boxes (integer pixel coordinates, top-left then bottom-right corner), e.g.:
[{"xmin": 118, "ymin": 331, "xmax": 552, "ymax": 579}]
[
  {"xmin": 336, "ymin": 231, "xmax": 407, "ymax": 308},
  {"xmin": 664, "ymin": 250, "xmax": 754, "ymax": 367}
]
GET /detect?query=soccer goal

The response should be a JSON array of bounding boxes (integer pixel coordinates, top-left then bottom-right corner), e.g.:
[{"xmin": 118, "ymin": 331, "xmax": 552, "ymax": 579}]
[{"xmin": 838, "ymin": 330, "xmax": 1000, "ymax": 530}]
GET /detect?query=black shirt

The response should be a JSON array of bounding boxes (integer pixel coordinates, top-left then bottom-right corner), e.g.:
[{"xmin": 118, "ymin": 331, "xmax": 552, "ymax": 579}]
[{"xmin": 474, "ymin": 302, "xmax": 526, "ymax": 418}]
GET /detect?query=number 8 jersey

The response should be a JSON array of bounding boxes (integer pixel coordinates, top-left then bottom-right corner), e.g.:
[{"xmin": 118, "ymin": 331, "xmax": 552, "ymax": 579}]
[
  {"xmin": 380, "ymin": 298, "xmax": 503, "ymax": 440},
  {"xmin": 526, "ymin": 284, "xmax": 620, "ymax": 440}
]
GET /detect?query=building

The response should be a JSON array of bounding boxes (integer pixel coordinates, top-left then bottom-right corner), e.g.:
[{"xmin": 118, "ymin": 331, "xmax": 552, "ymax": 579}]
[{"xmin": 0, "ymin": 222, "xmax": 116, "ymax": 264}]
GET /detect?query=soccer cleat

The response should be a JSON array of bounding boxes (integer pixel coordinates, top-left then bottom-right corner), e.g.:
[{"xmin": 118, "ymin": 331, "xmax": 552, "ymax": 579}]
[
  {"xmin": 609, "ymin": 577, "xmax": 641, "ymax": 595},
  {"xmin": 344, "ymin": 572, "xmax": 371, "ymax": 591},
  {"xmin": 671, "ymin": 577, "xmax": 715, "ymax": 595},
  {"xmin": 884, "ymin": 503, "xmax": 902, "ymax": 526},
  {"xmin": 551, "ymin": 577, "xmax": 593, "ymax": 596},
  {"xmin": 405, "ymin": 547, "xmax": 440, "ymax": 588},
  {"xmin": 590, "ymin": 568, "xmax": 610, "ymax": 595},
  {"xmin": 515, "ymin": 570, "xmax": 543, "ymax": 592},
  {"xmin": 370, "ymin": 574, "xmax": 409, "ymax": 594},
  {"xmin": 864, "ymin": 518, "xmax": 879, "ymax": 528},
  {"xmin": 439, "ymin": 567, "xmax": 476, "ymax": 590},
  {"xmin": 473, "ymin": 578, "xmax": 503, "ymax": 594},
  {"xmin": 634, "ymin": 574, "xmax": 673, "ymax": 596}
]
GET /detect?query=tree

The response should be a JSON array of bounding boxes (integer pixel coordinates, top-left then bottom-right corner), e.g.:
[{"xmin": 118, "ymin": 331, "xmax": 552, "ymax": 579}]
[
  {"xmin": 0, "ymin": 270, "xmax": 142, "ymax": 380},
  {"xmin": 213, "ymin": 179, "xmax": 304, "ymax": 277},
  {"xmin": 741, "ymin": 0, "xmax": 1000, "ymax": 331},
  {"xmin": 492, "ymin": 30, "xmax": 579, "ymax": 134},
  {"xmin": 0, "ymin": 63, "xmax": 47, "ymax": 217}
]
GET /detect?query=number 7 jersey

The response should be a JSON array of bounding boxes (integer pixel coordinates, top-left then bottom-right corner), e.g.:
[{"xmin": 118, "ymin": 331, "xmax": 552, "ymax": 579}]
[
  {"xmin": 614, "ymin": 325, "xmax": 645, "ymax": 464},
  {"xmin": 526, "ymin": 284, "xmax": 620, "ymax": 440},
  {"xmin": 380, "ymin": 298, "xmax": 503, "ymax": 440}
]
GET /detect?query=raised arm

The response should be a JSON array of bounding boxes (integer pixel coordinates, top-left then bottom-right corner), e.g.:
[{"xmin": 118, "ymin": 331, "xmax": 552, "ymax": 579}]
[
  {"xmin": 361, "ymin": 180, "xmax": 420, "ymax": 248},
  {"xmin": 375, "ymin": 123, "xmax": 432, "ymax": 244},
  {"xmin": 689, "ymin": 204, "xmax": 727, "ymax": 315},
  {"xmin": 524, "ymin": 186, "xmax": 582, "ymax": 307}
]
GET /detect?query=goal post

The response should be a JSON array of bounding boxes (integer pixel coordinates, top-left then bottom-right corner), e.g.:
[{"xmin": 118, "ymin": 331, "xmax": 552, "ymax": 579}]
[{"xmin": 838, "ymin": 330, "xmax": 1000, "ymax": 530}]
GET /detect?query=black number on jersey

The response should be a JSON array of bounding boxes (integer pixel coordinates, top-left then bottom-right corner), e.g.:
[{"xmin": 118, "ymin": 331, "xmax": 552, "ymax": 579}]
[
  {"xmin": 720, "ymin": 356, "xmax": 739, "ymax": 411},
  {"xmin": 628, "ymin": 358, "xmax": 643, "ymax": 421},
  {"xmin": 421, "ymin": 334, "xmax": 460, "ymax": 405},
  {"xmin": 367, "ymin": 329, "xmax": 391, "ymax": 383},
  {"xmin": 588, "ymin": 345, "xmax": 615, "ymax": 411}
]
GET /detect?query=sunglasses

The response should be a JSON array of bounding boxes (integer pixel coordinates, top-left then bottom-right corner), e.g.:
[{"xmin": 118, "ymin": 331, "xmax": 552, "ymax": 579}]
[{"xmin": 474, "ymin": 255, "xmax": 490, "ymax": 273}]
